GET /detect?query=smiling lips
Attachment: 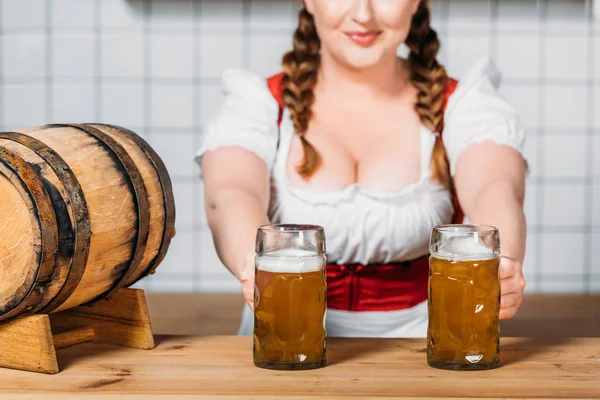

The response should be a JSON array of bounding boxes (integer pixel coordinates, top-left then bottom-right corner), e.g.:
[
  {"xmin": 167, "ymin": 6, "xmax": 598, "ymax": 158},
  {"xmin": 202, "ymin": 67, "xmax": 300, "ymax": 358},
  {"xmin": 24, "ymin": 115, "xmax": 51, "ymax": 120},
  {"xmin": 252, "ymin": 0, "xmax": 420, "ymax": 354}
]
[{"xmin": 344, "ymin": 31, "xmax": 382, "ymax": 46}]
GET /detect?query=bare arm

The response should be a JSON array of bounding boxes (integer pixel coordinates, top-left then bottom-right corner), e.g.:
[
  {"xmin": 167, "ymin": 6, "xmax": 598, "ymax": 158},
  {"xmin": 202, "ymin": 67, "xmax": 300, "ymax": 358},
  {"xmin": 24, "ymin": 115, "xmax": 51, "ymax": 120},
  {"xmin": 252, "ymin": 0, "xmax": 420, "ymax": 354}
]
[
  {"xmin": 453, "ymin": 141, "xmax": 527, "ymax": 319},
  {"xmin": 454, "ymin": 142, "xmax": 526, "ymax": 262},
  {"xmin": 201, "ymin": 147, "xmax": 271, "ymax": 307}
]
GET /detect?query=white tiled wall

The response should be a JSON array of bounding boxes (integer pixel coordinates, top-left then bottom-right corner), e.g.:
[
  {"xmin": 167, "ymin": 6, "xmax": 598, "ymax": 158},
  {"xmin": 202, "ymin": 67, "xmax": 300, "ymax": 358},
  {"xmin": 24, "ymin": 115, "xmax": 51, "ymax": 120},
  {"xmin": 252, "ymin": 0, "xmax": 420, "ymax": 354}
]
[{"xmin": 0, "ymin": 0, "xmax": 599, "ymax": 294}]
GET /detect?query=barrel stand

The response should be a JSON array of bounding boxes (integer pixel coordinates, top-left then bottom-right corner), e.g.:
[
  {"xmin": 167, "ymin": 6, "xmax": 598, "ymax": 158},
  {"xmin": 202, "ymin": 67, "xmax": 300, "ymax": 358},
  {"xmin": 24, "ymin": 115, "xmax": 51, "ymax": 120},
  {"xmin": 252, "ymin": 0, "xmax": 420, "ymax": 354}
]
[{"xmin": 0, "ymin": 288, "xmax": 154, "ymax": 374}]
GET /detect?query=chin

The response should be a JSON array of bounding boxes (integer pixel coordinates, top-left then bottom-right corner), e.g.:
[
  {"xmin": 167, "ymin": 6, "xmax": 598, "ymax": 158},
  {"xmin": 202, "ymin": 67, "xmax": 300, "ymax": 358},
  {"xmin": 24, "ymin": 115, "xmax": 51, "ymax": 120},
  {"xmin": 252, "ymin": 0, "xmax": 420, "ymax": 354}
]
[{"xmin": 337, "ymin": 48, "xmax": 388, "ymax": 70}]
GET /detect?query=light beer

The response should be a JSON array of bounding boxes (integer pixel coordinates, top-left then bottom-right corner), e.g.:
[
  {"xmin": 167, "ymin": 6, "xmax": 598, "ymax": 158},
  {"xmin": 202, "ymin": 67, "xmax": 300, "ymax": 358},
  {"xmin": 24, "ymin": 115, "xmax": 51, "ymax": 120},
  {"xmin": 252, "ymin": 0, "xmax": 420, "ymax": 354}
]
[
  {"xmin": 254, "ymin": 248, "xmax": 327, "ymax": 370},
  {"xmin": 428, "ymin": 225, "xmax": 501, "ymax": 371}
]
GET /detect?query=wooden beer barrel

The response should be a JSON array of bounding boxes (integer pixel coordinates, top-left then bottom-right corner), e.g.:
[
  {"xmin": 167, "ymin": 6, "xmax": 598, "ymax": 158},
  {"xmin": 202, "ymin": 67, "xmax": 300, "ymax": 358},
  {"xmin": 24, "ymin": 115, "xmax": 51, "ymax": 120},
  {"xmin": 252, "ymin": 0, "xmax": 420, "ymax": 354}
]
[{"xmin": 0, "ymin": 124, "xmax": 175, "ymax": 322}]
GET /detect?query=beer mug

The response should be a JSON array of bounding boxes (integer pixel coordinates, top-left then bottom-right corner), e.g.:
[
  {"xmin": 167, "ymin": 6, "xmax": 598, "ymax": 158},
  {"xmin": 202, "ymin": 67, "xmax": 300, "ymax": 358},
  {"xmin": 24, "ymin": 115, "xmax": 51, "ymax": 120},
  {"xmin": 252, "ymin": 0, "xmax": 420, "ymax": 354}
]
[
  {"xmin": 253, "ymin": 224, "xmax": 327, "ymax": 370},
  {"xmin": 427, "ymin": 224, "xmax": 501, "ymax": 370}
]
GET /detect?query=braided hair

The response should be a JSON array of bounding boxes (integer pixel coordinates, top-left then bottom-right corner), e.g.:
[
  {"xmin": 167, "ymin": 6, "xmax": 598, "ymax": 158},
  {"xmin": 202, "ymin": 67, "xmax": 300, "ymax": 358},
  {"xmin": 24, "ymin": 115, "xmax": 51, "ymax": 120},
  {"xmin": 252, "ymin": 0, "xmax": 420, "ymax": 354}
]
[{"xmin": 282, "ymin": 2, "xmax": 451, "ymax": 186}]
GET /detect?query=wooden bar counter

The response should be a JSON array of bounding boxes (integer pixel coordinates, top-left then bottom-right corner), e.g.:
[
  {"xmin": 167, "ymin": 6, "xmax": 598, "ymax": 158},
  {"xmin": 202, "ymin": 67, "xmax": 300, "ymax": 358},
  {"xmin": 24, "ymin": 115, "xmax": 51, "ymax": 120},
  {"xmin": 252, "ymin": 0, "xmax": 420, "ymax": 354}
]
[
  {"xmin": 0, "ymin": 293, "xmax": 598, "ymax": 399},
  {"xmin": 0, "ymin": 335, "xmax": 598, "ymax": 399}
]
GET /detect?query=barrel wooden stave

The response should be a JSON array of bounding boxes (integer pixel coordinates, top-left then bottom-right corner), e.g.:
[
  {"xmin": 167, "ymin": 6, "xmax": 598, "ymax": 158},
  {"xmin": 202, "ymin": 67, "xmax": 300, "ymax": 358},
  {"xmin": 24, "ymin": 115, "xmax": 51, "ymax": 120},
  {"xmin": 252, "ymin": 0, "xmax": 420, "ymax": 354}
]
[
  {"xmin": 0, "ymin": 139, "xmax": 75, "ymax": 313},
  {"xmin": 89, "ymin": 124, "xmax": 166, "ymax": 286},
  {"xmin": 98, "ymin": 124, "xmax": 176, "ymax": 279},
  {"xmin": 17, "ymin": 126, "xmax": 138, "ymax": 311},
  {"xmin": 0, "ymin": 145, "xmax": 59, "ymax": 320},
  {"xmin": 0, "ymin": 168, "xmax": 37, "ymax": 312},
  {"xmin": 0, "ymin": 124, "xmax": 175, "ymax": 321}
]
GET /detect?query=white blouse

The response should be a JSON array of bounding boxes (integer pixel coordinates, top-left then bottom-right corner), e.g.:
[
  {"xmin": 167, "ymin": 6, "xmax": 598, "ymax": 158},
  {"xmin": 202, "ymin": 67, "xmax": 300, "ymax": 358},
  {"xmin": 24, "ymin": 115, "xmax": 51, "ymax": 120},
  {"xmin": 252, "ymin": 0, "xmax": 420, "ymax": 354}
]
[{"xmin": 195, "ymin": 57, "xmax": 526, "ymax": 266}]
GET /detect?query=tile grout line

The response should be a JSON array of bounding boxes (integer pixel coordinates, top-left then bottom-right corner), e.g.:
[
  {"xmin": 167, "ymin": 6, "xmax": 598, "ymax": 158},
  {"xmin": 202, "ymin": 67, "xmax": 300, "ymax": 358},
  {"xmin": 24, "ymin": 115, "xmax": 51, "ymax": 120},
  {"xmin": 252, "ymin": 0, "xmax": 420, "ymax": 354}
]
[
  {"xmin": 1, "ymin": 25, "xmax": 598, "ymax": 37},
  {"xmin": 441, "ymin": 0, "xmax": 449, "ymax": 63},
  {"xmin": 490, "ymin": 0, "xmax": 499, "ymax": 60},
  {"xmin": 192, "ymin": 0, "xmax": 202, "ymax": 292},
  {"xmin": 3, "ymin": 29, "xmax": 597, "ymax": 37},
  {"xmin": 527, "ymin": 225, "xmax": 600, "ymax": 233},
  {"xmin": 0, "ymin": 1, "xmax": 3, "ymax": 129},
  {"xmin": 176, "ymin": 222, "xmax": 600, "ymax": 235},
  {"xmin": 523, "ymin": 273, "xmax": 600, "ymax": 280},
  {"xmin": 94, "ymin": 0, "xmax": 102, "ymax": 122},
  {"xmin": 583, "ymin": 0, "xmax": 594, "ymax": 293},
  {"xmin": 156, "ymin": 174, "xmax": 600, "ymax": 184},
  {"xmin": 439, "ymin": 0, "xmax": 448, "ymax": 65},
  {"xmin": 586, "ymin": 0, "xmax": 594, "ymax": 22},
  {"xmin": 291, "ymin": 0, "xmax": 298, "ymax": 25},
  {"xmin": 45, "ymin": 0, "xmax": 53, "ymax": 124},
  {"xmin": 142, "ymin": 0, "xmax": 153, "ymax": 291},
  {"xmin": 242, "ymin": 0, "xmax": 251, "ymax": 69},
  {"xmin": 3, "ymin": 76, "xmax": 600, "ymax": 87},
  {"xmin": 0, "ymin": 123, "xmax": 593, "ymax": 140},
  {"xmin": 534, "ymin": 0, "xmax": 547, "ymax": 291}
]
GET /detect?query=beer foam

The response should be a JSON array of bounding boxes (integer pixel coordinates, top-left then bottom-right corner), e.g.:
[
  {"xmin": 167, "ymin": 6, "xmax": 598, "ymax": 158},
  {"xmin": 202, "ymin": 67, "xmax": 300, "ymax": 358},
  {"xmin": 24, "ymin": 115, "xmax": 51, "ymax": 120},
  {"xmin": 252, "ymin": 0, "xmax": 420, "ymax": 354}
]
[
  {"xmin": 434, "ymin": 237, "xmax": 496, "ymax": 260},
  {"xmin": 256, "ymin": 249, "xmax": 325, "ymax": 273}
]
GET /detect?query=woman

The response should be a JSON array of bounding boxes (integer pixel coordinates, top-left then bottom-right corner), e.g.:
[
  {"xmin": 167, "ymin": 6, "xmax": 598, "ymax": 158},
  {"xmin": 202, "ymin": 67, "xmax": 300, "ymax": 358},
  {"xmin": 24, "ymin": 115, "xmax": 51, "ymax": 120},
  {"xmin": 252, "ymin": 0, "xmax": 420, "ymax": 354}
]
[{"xmin": 196, "ymin": 0, "xmax": 527, "ymax": 338}]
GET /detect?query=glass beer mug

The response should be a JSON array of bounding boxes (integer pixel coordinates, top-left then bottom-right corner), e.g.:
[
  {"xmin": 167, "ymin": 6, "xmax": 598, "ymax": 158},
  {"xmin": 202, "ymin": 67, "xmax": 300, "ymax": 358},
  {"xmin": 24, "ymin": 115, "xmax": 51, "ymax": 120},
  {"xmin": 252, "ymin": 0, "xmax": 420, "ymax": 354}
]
[
  {"xmin": 427, "ymin": 224, "xmax": 501, "ymax": 370},
  {"xmin": 253, "ymin": 224, "xmax": 327, "ymax": 370}
]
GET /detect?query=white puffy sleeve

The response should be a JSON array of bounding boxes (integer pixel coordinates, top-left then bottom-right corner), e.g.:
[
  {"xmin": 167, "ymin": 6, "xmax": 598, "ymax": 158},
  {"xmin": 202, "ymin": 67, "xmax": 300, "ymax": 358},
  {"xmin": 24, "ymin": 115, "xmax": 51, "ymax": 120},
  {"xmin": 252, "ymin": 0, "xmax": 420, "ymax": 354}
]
[
  {"xmin": 443, "ymin": 57, "xmax": 526, "ymax": 175},
  {"xmin": 194, "ymin": 69, "xmax": 280, "ymax": 175}
]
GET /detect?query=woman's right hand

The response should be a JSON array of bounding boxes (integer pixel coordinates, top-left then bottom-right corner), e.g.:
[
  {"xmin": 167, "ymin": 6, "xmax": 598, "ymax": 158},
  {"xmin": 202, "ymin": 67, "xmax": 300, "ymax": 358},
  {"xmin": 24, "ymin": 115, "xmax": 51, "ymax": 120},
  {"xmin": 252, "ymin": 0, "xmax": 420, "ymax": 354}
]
[
  {"xmin": 240, "ymin": 253, "xmax": 256, "ymax": 311},
  {"xmin": 201, "ymin": 147, "xmax": 271, "ymax": 313}
]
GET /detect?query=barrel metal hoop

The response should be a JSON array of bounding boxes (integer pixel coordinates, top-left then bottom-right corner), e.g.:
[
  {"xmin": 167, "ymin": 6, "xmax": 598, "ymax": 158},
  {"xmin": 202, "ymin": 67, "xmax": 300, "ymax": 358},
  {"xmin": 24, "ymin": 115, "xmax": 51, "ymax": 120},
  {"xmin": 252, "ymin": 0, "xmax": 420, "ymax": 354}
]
[
  {"xmin": 97, "ymin": 124, "xmax": 176, "ymax": 279},
  {"xmin": 0, "ymin": 131, "xmax": 92, "ymax": 314},
  {"xmin": 61, "ymin": 123, "xmax": 150, "ymax": 302},
  {"xmin": 0, "ymin": 144, "xmax": 58, "ymax": 321}
]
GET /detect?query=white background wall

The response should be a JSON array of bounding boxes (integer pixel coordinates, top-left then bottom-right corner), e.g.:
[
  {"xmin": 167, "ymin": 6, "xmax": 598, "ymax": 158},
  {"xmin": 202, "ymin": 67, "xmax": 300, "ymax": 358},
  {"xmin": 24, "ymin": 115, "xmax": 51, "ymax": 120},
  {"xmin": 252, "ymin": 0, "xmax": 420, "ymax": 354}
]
[{"xmin": 0, "ymin": 0, "xmax": 598, "ymax": 294}]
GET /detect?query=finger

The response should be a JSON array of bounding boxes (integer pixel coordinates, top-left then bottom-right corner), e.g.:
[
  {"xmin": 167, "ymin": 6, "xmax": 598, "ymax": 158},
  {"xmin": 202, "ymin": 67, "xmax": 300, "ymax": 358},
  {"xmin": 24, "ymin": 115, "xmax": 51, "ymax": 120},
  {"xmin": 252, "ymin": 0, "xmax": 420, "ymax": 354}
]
[
  {"xmin": 243, "ymin": 292, "xmax": 254, "ymax": 310},
  {"xmin": 500, "ymin": 275, "xmax": 527, "ymax": 296},
  {"xmin": 242, "ymin": 285, "xmax": 255, "ymax": 311},
  {"xmin": 244, "ymin": 291, "xmax": 254, "ymax": 303},
  {"xmin": 242, "ymin": 284, "xmax": 253, "ymax": 297},
  {"xmin": 500, "ymin": 293, "xmax": 522, "ymax": 309},
  {"xmin": 498, "ymin": 259, "xmax": 518, "ymax": 280},
  {"xmin": 499, "ymin": 306, "xmax": 519, "ymax": 320}
]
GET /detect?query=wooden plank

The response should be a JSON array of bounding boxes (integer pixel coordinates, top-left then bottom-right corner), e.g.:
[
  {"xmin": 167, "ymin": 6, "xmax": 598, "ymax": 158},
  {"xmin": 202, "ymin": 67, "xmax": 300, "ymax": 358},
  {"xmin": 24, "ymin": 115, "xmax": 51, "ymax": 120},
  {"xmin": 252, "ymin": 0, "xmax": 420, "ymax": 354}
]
[
  {"xmin": 50, "ymin": 288, "xmax": 154, "ymax": 350},
  {"xmin": 0, "ymin": 336, "xmax": 597, "ymax": 398},
  {"xmin": 0, "ymin": 396, "xmax": 521, "ymax": 400},
  {"xmin": 0, "ymin": 315, "xmax": 58, "ymax": 374},
  {"xmin": 1, "ymin": 397, "xmax": 584, "ymax": 400},
  {"xmin": 53, "ymin": 327, "xmax": 95, "ymax": 350}
]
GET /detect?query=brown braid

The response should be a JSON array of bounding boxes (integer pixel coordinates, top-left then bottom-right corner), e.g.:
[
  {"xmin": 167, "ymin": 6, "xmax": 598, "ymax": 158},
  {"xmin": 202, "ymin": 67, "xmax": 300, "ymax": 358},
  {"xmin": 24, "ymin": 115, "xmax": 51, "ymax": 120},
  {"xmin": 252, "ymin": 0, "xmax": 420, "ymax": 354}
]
[
  {"xmin": 282, "ymin": 8, "xmax": 322, "ymax": 179},
  {"xmin": 406, "ymin": 1, "xmax": 452, "ymax": 187},
  {"xmin": 282, "ymin": 2, "xmax": 451, "ymax": 185}
]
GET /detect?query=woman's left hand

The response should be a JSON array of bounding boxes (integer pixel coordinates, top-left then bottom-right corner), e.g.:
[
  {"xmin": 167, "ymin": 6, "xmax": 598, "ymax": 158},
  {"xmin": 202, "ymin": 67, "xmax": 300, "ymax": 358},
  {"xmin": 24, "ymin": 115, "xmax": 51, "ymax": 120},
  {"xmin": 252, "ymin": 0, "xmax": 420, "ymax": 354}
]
[{"xmin": 499, "ymin": 256, "xmax": 526, "ymax": 320}]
